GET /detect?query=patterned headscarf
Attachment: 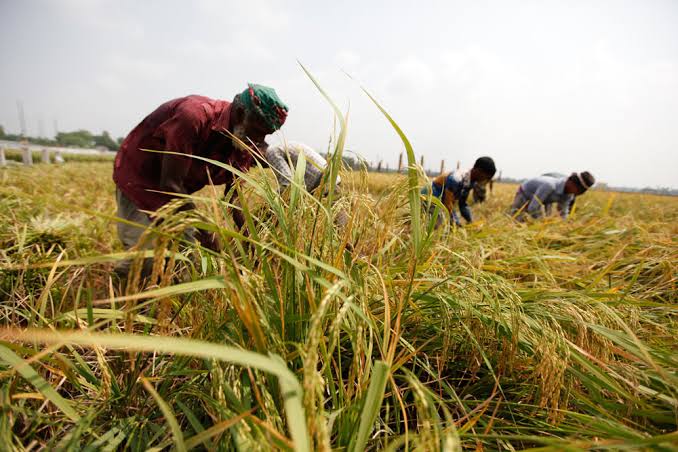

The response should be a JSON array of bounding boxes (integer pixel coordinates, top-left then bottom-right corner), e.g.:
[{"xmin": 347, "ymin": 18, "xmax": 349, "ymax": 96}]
[{"xmin": 238, "ymin": 83, "xmax": 288, "ymax": 131}]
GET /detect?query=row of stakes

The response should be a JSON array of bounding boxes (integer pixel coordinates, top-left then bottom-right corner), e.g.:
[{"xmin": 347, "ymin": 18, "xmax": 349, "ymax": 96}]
[
  {"xmin": 0, "ymin": 146, "xmax": 65, "ymax": 167},
  {"xmin": 396, "ymin": 153, "xmax": 451, "ymax": 174}
]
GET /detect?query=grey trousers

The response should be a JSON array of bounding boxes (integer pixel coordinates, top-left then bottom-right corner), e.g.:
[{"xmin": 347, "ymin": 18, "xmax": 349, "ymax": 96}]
[
  {"xmin": 114, "ymin": 189, "xmax": 154, "ymax": 278},
  {"xmin": 114, "ymin": 189, "xmax": 198, "ymax": 278}
]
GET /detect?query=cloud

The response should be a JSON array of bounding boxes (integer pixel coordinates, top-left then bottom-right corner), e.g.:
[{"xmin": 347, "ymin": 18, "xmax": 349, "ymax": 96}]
[
  {"xmin": 95, "ymin": 73, "xmax": 125, "ymax": 92},
  {"xmin": 194, "ymin": 0, "xmax": 290, "ymax": 30},
  {"xmin": 178, "ymin": 35, "xmax": 275, "ymax": 64},
  {"xmin": 54, "ymin": 0, "xmax": 145, "ymax": 39},
  {"xmin": 92, "ymin": 54, "xmax": 174, "ymax": 98},
  {"xmin": 334, "ymin": 50, "xmax": 361, "ymax": 69},
  {"xmin": 104, "ymin": 55, "xmax": 173, "ymax": 81},
  {"xmin": 385, "ymin": 56, "xmax": 436, "ymax": 95},
  {"xmin": 441, "ymin": 47, "xmax": 528, "ymax": 91}
]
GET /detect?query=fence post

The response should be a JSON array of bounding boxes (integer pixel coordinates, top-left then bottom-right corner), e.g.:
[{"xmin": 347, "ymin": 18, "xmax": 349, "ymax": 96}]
[
  {"xmin": 0, "ymin": 146, "xmax": 6, "ymax": 167},
  {"xmin": 41, "ymin": 148, "xmax": 51, "ymax": 164},
  {"xmin": 22, "ymin": 146, "xmax": 33, "ymax": 166},
  {"xmin": 397, "ymin": 152, "xmax": 403, "ymax": 172},
  {"xmin": 377, "ymin": 160, "xmax": 383, "ymax": 172},
  {"xmin": 440, "ymin": 159, "xmax": 445, "ymax": 174},
  {"xmin": 419, "ymin": 155, "xmax": 424, "ymax": 169}
]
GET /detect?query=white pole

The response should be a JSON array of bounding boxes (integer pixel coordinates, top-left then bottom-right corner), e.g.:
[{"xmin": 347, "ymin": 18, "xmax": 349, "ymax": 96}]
[
  {"xmin": 0, "ymin": 146, "xmax": 6, "ymax": 167},
  {"xmin": 22, "ymin": 146, "xmax": 33, "ymax": 166},
  {"xmin": 54, "ymin": 149, "xmax": 65, "ymax": 164},
  {"xmin": 41, "ymin": 148, "xmax": 51, "ymax": 164}
]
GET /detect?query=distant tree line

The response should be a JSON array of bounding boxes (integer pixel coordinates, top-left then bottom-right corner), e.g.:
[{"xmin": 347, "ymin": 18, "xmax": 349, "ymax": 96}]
[{"xmin": 0, "ymin": 124, "xmax": 123, "ymax": 151}]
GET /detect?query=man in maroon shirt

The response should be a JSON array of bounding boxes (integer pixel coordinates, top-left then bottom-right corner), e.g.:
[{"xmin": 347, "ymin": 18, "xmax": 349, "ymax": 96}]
[{"xmin": 113, "ymin": 83, "xmax": 288, "ymax": 278}]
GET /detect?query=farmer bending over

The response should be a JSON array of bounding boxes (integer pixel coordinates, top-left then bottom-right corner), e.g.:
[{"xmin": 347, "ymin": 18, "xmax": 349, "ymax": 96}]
[
  {"xmin": 510, "ymin": 171, "xmax": 595, "ymax": 221},
  {"xmin": 264, "ymin": 141, "xmax": 351, "ymax": 227},
  {"xmin": 422, "ymin": 157, "xmax": 496, "ymax": 227},
  {"xmin": 112, "ymin": 83, "xmax": 288, "ymax": 278},
  {"xmin": 265, "ymin": 141, "xmax": 340, "ymax": 193}
]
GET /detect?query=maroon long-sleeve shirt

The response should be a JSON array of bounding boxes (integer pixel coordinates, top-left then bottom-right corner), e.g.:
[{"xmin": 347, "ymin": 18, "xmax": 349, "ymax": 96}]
[{"xmin": 113, "ymin": 95, "xmax": 253, "ymax": 211}]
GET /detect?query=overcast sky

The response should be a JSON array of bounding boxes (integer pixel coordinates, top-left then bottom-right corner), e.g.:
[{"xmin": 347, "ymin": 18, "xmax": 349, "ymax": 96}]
[{"xmin": 1, "ymin": 0, "xmax": 677, "ymax": 188}]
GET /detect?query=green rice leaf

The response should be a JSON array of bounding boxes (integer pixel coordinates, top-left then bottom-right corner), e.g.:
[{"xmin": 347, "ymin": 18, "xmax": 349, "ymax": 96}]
[{"xmin": 0, "ymin": 344, "xmax": 81, "ymax": 422}]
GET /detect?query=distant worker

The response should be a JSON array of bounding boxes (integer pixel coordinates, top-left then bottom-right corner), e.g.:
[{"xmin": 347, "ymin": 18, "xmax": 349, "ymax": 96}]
[
  {"xmin": 510, "ymin": 171, "xmax": 595, "ymax": 221},
  {"xmin": 112, "ymin": 83, "xmax": 288, "ymax": 278},
  {"xmin": 422, "ymin": 157, "xmax": 497, "ymax": 227},
  {"xmin": 265, "ymin": 141, "xmax": 340, "ymax": 193}
]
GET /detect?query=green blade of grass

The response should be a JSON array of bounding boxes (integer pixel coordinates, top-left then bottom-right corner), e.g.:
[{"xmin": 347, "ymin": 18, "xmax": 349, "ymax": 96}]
[
  {"xmin": 92, "ymin": 275, "xmax": 227, "ymax": 304},
  {"xmin": 0, "ymin": 344, "xmax": 81, "ymax": 422},
  {"xmin": 360, "ymin": 87, "xmax": 422, "ymax": 256},
  {"xmin": 348, "ymin": 360, "xmax": 390, "ymax": 452},
  {"xmin": 298, "ymin": 61, "xmax": 347, "ymax": 203},
  {"xmin": 183, "ymin": 408, "xmax": 254, "ymax": 450},
  {"xmin": 1, "ymin": 328, "xmax": 310, "ymax": 452},
  {"xmin": 141, "ymin": 377, "xmax": 187, "ymax": 452}
]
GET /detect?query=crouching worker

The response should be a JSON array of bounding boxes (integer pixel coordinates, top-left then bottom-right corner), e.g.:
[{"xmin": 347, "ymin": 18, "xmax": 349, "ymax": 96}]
[
  {"xmin": 112, "ymin": 83, "xmax": 288, "ymax": 279},
  {"xmin": 510, "ymin": 171, "xmax": 595, "ymax": 221},
  {"xmin": 265, "ymin": 141, "xmax": 340, "ymax": 193},
  {"xmin": 264, "ymin": 141, "xmax": 349, "ymax": 227},
  {"xmin": 422, "ymin": 157, "xmax": 496, "ymax": 227}
]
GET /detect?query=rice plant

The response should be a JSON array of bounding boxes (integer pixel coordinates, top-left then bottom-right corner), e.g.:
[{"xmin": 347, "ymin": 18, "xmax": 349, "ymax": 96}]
[{"xmin": 0, "ymin": 76, "xmax": 676, "ymax": 450}]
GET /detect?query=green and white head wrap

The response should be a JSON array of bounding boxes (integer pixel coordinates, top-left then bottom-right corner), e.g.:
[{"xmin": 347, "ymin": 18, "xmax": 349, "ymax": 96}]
[{"xmin": 237, "ymin": 83, "xmax": 289, "ymax": 131}]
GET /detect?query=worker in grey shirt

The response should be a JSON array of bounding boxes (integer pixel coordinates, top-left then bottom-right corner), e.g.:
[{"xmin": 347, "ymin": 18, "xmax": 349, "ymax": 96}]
[
  {"xmin": 264, "ymin": 141, "xmax": 350, "ymax": 227},
  {"xmin": 541, "ymin": 172, "xmax": 576, "ymax": 212},
  {"xmin": 510, "ymin": 171, "xmax": 595, "ymax": 220},
  {"xmin": 265, "ymin": 141, "xmax": 340, "ymax": 192}
]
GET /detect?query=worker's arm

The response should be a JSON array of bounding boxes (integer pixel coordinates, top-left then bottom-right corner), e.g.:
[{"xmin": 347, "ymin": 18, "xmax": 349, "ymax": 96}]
[
  {"xmin": 221, "ymin": 173, "xmax": 245, "ymax": 230},
  {"xmin": 527, "ymin": 184, "xmax": 552, "ymax": 219},
  {"xmin": 458, "ymin": 185, "xmax": 473, "ymax": 223},
  {"xmin": 450, "ymin": 209, "xmax": 462, "ymax": 227},
  {"xmin": 159, "ymin": 156, "xmax": 195, "ymax": 211},
  {"xmin": 557, "ymin": 196, "xmax": 572, "ymax": 219}
]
